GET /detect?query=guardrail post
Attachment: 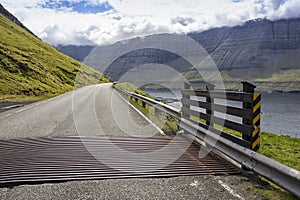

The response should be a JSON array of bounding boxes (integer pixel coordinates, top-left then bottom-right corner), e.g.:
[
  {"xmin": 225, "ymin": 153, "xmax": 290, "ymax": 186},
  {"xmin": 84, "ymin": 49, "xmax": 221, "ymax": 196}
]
[
  {"xmin": 242, "ymin": 81, "xmax": 261, "ymax": 151},
  {"xmin": 206, "ymin": 83, "xmax": 215, "ymax": 127},
  {"xmin": 182, "ymin": 82, "xmax": 191, "ymax": 119},
  {"xmin": 142, "ymin": 101, "xmax": 146, "ymax": 108},
  {"xmin": 154, "ymin": 108, "xmax": 160, "ymax": 116}
]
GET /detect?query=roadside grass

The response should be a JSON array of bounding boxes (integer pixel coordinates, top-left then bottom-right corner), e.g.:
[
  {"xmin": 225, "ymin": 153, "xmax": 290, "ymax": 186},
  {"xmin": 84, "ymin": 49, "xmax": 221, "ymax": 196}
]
[
  {"xmin": 242, "ymin": 179, "xmax": 297, "ymax": 200},
  {"xmin": 0, "ymin": 13, "xmax": 109, "ymax": 102},
  {"xmin": 260, "ymin": 132, "xmax": 300, "ymax": 171}
]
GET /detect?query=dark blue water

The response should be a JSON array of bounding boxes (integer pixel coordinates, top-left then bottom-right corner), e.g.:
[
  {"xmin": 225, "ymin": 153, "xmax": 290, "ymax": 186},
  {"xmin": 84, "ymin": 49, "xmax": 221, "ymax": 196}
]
[{"xmin": 144, "ymin": 89, "xmax": 300, "ymax": 138}]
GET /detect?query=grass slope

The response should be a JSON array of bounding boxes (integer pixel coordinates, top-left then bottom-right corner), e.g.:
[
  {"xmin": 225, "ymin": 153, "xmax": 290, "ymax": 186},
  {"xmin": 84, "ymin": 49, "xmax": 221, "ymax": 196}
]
[{"xmin": 0, "ymin": 14, "xmax": 109, "ymax": 101}]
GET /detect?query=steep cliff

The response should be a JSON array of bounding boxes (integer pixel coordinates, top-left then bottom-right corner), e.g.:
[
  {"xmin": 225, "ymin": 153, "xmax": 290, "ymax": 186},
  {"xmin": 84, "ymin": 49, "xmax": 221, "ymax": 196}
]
[
  {"xmin": 189, "ymin": 18, "xmax": 300, "ymax": 78},
  {"xmin": 57, "ymin": 18, "xmax": 300, "ymax": 91}
]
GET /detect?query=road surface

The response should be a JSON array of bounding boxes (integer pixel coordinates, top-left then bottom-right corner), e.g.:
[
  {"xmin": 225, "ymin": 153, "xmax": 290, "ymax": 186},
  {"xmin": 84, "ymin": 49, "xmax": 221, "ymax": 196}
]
[
  {"xmin": 0, "ymin": 83, "xmax": 265, "ymax": 200},
  {"xmin": 0, "ymin": 83, "xmax": 160, "ymax": 140}
]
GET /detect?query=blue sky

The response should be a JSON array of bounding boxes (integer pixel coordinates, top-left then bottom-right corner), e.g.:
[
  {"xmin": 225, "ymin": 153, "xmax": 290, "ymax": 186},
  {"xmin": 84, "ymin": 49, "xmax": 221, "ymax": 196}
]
[
  {"xmin": 1, "ymin": 0, "xmax": 300, "ymax": 46},
  {"xmin": 40, "ymin": 0, "xmax": 113, "ymax": 13}
]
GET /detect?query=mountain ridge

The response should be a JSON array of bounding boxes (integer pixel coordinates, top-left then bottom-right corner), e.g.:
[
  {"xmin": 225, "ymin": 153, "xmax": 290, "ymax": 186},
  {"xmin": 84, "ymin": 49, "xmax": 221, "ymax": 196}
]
[
  {"xmin": 56, "ymin": 17, "xmax": 300, "ymax": 91},
  {"xmin": 0, "ymin": 4, "xmax": 38, "ymax": 38}
]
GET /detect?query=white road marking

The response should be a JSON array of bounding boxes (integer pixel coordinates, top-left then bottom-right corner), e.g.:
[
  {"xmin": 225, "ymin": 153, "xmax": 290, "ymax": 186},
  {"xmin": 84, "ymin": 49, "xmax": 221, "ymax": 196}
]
[
  {"xmin": 0, "ymin": 93, "xmax": 67, "ymax": 119},
  {"xmin": 1, "ymin": 104, "xmax": 24, "ymax": 109},
  {"xmin": 218, "ymin": 180, "xmax": 245, "ymax": 200},
  {"xmin": 0, "ymin": 113, "xmax": 12, "ymax": 119},
  {"xmin": 15, "ymin": 105, "xmax": 33, "ymax": 113}
]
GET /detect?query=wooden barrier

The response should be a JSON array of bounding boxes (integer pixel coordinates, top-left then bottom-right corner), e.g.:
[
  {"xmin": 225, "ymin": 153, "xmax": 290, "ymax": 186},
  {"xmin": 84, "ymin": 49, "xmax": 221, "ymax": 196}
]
[{"xmin": 181, "ymin": 81, "xmax": 261, "ymax": 151}]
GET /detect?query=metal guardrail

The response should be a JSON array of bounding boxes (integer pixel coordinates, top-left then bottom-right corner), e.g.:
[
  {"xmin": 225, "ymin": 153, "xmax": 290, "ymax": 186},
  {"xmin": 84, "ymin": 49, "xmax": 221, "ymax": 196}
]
[
  {"xmin": 114, "ymin": 84, "xmax": 300, "ymax": 198},
  {"xmin": 114, "ymin": 86, "xmax": 181, "ymax": 120}
]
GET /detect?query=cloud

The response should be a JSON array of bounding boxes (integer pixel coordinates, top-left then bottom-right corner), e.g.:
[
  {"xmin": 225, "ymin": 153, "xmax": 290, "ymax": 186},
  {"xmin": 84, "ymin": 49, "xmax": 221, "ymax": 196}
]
[
  {"xmin": 1, "ymin": 0, "xmax": 300, "ymax": 46},
  {"xmin": 171, "ymin": 17, "xmax": 195, "ymax": 27}
]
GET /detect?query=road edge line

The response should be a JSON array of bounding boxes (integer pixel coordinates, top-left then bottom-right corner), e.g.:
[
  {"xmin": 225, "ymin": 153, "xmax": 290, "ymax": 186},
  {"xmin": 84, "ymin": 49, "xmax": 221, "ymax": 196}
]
[{"xmin": 113, "ymin": 89, "xmax": 165, "ymax": 136}]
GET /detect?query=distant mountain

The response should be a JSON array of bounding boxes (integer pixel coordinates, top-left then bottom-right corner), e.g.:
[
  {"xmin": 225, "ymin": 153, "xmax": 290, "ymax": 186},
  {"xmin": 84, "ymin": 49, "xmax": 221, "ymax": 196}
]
[
  {"xmin": 55, "ymin": 45, "xmax": 95, "ymax": 62},
  {"xmin": 0, "ymin": 4, "xmax": 109, "ymax": 101},
  {"xmin": 56, "ymin": 18, "xmax": 300, "ymax": 91},
  {"xmin": 188, "ymin": 18, "xmax": 300, "ymax": 86}
]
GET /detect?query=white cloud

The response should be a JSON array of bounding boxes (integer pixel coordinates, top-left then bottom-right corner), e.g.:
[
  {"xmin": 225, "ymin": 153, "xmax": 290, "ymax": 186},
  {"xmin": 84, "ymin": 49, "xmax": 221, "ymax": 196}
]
[{"xmin": 1, "ymin": 0, "xmax": 300, "ymax": 46}]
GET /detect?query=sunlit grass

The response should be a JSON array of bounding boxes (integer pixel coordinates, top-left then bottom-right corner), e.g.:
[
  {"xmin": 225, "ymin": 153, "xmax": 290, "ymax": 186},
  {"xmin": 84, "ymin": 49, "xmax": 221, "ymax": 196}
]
[
  {"xmin": 260, "ymin": 132, "xmax": 300, "ymax": 171},
  {"xmin": 0, "ymin": 13, "xmax": 109, "ymax": 101}
]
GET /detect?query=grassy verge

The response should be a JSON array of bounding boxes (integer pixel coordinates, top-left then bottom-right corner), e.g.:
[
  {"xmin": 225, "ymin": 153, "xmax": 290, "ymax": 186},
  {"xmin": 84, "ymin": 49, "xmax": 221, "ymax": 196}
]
[{"xmin": 260, "ymin": 132, "xmax": 300, "ymax": 171}]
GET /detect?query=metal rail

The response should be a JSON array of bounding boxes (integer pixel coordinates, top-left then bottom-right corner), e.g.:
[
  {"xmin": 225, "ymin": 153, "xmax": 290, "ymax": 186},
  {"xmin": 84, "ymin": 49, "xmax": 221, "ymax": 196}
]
[
  {"xmin": 0, "ymin": 136, "xmax": 239, "ymax": 186},
  {"xmin": 114, "ymin": 85, "xmax": 300, "ymax": 198},
  {"xmin": 114, "ymin": 86, "xmax": 181, "ymax": 119}
]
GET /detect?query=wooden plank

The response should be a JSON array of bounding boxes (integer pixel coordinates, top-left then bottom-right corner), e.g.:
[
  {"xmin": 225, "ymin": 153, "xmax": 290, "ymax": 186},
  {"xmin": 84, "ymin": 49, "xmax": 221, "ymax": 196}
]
[
  {"xmin": 181, "ymin": 117, "xmax": 250, "ymax": 147},
  {"xmin": 181, "ymin": 99, "xmax": 252, "ymax": 120},
  {"xmin": 181, "ymin": 107, "xmax": 252, "ymax": 136},
  {"xmin": 181, "ymin": 90, "xmax": 253, "ymax": 102}
]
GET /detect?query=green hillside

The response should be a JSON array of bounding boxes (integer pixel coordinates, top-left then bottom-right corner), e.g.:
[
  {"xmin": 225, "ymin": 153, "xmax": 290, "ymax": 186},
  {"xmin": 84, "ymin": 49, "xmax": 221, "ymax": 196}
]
[{"xmin": 0, "ymin": 13, "xmax": 109, "ymax": 101}]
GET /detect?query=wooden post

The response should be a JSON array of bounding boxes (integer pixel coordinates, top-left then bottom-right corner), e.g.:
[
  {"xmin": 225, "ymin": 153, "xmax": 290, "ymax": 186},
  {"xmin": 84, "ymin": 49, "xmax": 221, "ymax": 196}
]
[
  {"xmin": 241, "ymin": 81, "xmax": 256, "ymax": 142},
  {"xmin": 206, "ymin": 83, "xmax": 215, "ymax": 127},
  {"xmin": 182, "ymin": 82, "xmax": 191, "ymax": 119},
  {"xmin": 142, "ymin": 101, "xmax": 146, "ymax": 108}
]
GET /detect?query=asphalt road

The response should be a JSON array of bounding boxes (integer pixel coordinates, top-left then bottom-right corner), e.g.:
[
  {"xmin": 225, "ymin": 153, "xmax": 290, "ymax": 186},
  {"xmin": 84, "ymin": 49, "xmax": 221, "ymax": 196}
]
[
  {"xmin": 0, "ymin": 83, "xmax": 160, "ymax": 140},
  {"xmin": 0, "ymin": 83, "xmax": 264, "ymax": 200}
]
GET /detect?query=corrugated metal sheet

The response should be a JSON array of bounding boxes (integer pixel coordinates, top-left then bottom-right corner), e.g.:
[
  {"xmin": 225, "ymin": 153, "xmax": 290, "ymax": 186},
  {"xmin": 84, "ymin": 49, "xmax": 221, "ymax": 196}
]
[{"xmin": 0, "ymin": 136, "xmax": 239, "ymax": 186}]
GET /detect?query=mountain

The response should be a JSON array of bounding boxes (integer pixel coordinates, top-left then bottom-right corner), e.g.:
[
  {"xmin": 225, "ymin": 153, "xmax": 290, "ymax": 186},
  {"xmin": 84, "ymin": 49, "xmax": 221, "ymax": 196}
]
[
  {"xmin": 188, "ymin": 18, "xmax": 300, "ymax": 91},
  {"xmin": 57, "ymin": 18, "xmax": 300, "ymax": 91},
  {"xmin": 55, "ymin": 45, "xmax": 95, "ymax": 62},
  {"xmin": 0, "ymin": 4, "xmax": 109, "ymax": 101}
]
